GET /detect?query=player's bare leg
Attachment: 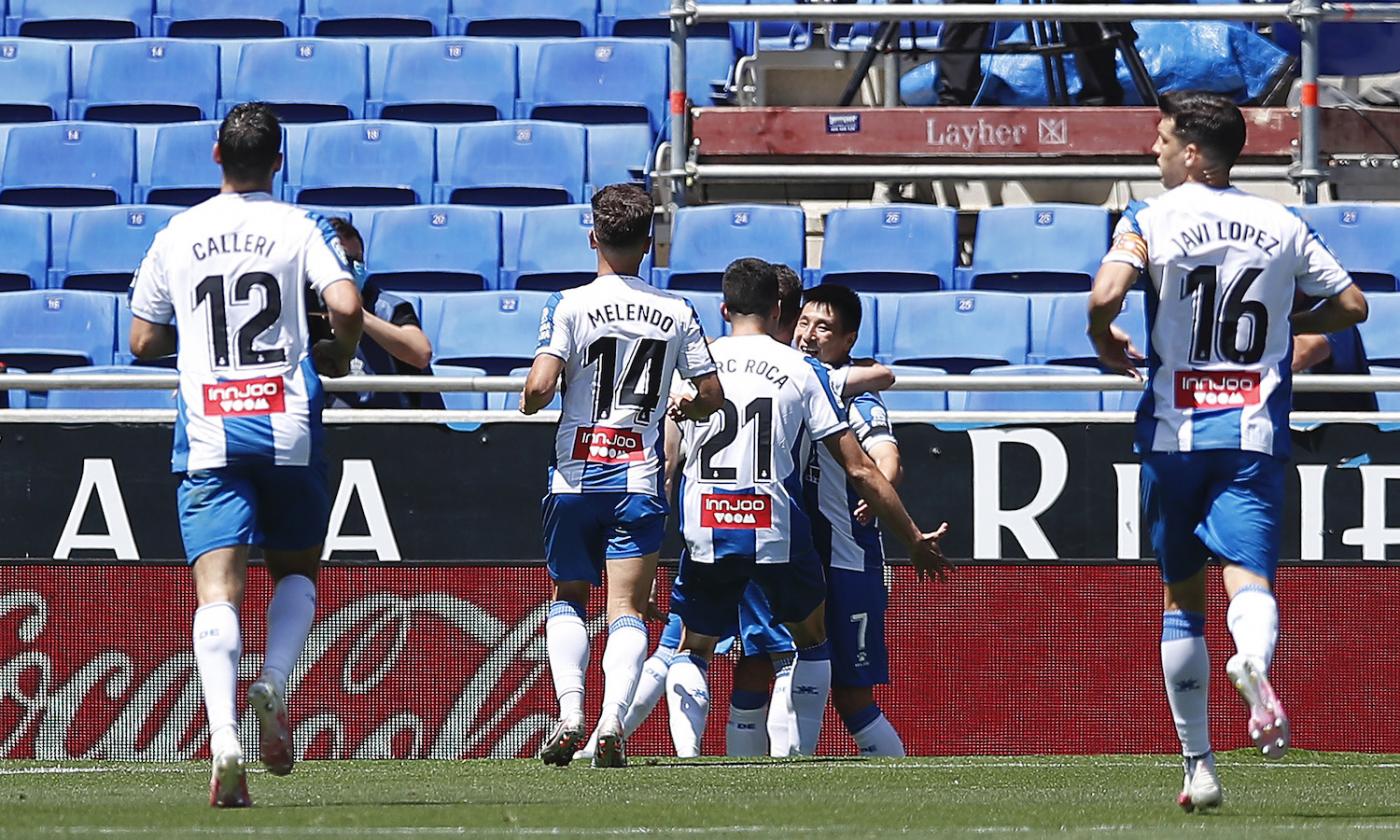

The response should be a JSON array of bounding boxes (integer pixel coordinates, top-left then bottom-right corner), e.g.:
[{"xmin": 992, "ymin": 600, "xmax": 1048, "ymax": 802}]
[
  {"xmin": 667, "ymin": 626, "xmax": 719, "ymax": 757},
  {"xmin": 780, "ymin": 604, "xmax": 832, "ymax": 756},
  {"xmin": 247, "ymin": 547, "xmax": 320, "ymax": 777},
  {"xmin": 192, "ymin": 546, "xmax": 251, "ymax": 808},
  {"xmin": 591, "ymin": 553, "xmax": 658, "ymax": 768},
  {"xmin": 1222, "ymin": 564, "xmax": 1287, "ymax": 760},
  {"xmin": 1162, "ymin": 572, "xmax": 1220, "ymax": 812},
  {"xmin": 541, "ymin": 579, "xmax": 591, "ymax": 766},
  {"xmin": 833, "ymin": 685, "xmax": 904, "ymax": 757}
]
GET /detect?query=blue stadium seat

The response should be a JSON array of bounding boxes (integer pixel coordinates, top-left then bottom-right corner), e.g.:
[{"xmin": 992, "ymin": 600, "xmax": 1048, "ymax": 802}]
[
  {"xmin": 45, "ymin": 364, "xmax": 177, "ymax": 409},
  {"xmin": 1294, "ymin": 203, "xmax": 1400, "ymax": 292},
  {"xmin": 1372, "ymin": 366, "xmax": 1400, "ymax": 416},
  {"xmin": 224, "ymin": 39, "xmax": 368, "ymax": 123},
  {"xmin": 685, "ymin": 37, "xmax": 738, "ymax": 106},
  {"xmin": 659, "ymin": 204, "xmax": 805, "ymax": 291},
  {"xmin": 437, "ymin": 120, "xmax": 586, "ymax": 206},
  {"xmin": 751, "ymin": 0, "xmax": 811, "ymax": 51},
  {"xmin": 138, "ymin": 121, "xmax": 262, "ymax": 206},
  {"xmin": 155, "ymin": 0, "xmax": 300, "ymax": 38},
  {"xmin": 428, "ymin": 291, "xmax": 552, "ymax": 374},
  {"xmin": 885, "ymin": 291, "xmax": 1030, "ymax": 373},
  {"xmin": 0, "ymin": 122, "xmax": 135, "ymax": 206},
  {"xmin": 957, "ymin": 365, "xmax": 1102, "ymax": 412},
  {"xmin": 966, "ymin": 204, "xmax": 1110, "ymax": 292},
  {"xmin": 1030, "ymin": 290, "xmax": 1148, "ymax": 367},
  {"xmin": 602, "ymin": 0, "xmax": 737, "ymax": 39},
  {"xmin": 55, "ymin": 205, "xmax": 176, "ymax": 293},
  {"xmin": 363, "ymin": 205, "xmax": 500, "ymax": 291},
  {"xmin": 289, "ymin": 121, "xmax": 435, "ymax": 206},
  {"xmin": 851, "ymin": 293, "xmax": 879, "ymax": 359},
  {"xmin": 0, "ymin": 206, "xmax": 48, "ymax": 291},
  {"xmin": 0, "ymin": 290, "xmax": 117, "ymax": 371},
  {"xmin": 429, "ymin": 363, "xmax": 488, "ymax": 411},
  {"xmin": 75, "ymin": 40, "xmax": 219, "ymax": 123},
  {"xmin": 504, "ymin": 204, "xmax": 598, "ymax": 291},
  {"xmin": 370, "ymin": 39, "xmax": 515, "ymax": 122},
  {"xmin": 586, "ymin": 123, "xmax": 652, "ymax": 190},
  {"xmin": 882, "ymin": 365, "xmax": 948, "ymax": 412},
  {"xmin": 303, "ymin": 0, "xmax": 450, "ymax": 36},
  {"xmin": 830, "ymin": 0, "xmax": 939, "ymax": 52},
  {"xmin": 527, "ymin": 39, "xmax": 667, "ymax": 131},
  {"xmin": 0, "ymin": 39, "xmax": 69, "ymax": 121},
  {"xmin": 685, "ymin": 290, "xmax": 726, "ymax": 339},
  {"xmin": 1360, "ymin": 293, "xmax": 1400, "ymax": 367},
  {"xmin": 7, "ymin": 0, "xmax": 151, "ymax": 38},
  {"xmin": 450, "ymin": 0, "xmax": 597, "ymax": 37},
  {"xmin": 819, "ymin": 205, "xmax": 958, "ymax": 292}
]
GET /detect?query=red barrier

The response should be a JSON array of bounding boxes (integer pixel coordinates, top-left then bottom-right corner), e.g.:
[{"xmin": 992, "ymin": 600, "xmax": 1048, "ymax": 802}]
[{"xmin": 2, "ymin": 564, "xmax": 1398, "ymax": 759}]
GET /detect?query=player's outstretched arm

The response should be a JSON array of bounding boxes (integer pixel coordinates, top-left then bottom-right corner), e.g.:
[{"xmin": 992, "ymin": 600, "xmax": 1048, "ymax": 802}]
[
  {"xmin": 671, "ymin": 372, "xmax": 724, "ymax": 421},
  {"xmin": 315, "ymin": 280, "xmax": 364, "ymax": 378},
  {"xmin": 823, "ymin": 429, "xmax": 951, "ymax": 582},
  {"xmin": 1087, "ymin": 262, "xmax": 1145, "ymax": 379},
  {"xmin": 1292, "ymin": 284, "xmax": 1369, "ymax": 335},
  {"xmin": 362, "ymin": 311, "xmax": 432, "ymax": 369},
  {"xmin": 129, "ymin": 316, "xmax": 176, "ymax": 360},
  {"xmin": 841, "ymin": 360, "xmax": 895, "ymax": 399},
  {"xmin": 852, "ymin": 440, "xmax": 901, "ymax": 526}
]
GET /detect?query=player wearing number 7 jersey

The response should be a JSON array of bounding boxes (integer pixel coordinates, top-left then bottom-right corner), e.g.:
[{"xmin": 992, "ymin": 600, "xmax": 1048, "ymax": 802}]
[
  {"xmin": 521, "ymin": 184, "xmax": 723, "ymax": 768},
  {"xmin": 1089, "ymin": 91, "xmax": 1368, "ymax": 813},
  {"xmin": 128, "ymin": 102, "xmax": 364, "ymax": 808}
]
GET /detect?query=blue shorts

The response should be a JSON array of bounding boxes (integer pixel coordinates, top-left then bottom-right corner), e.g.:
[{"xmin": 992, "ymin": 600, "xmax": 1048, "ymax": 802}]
[
  {"xmin": 825, "ymin": 566, "xmax": 889, "ymax": 687},
  {"xmin": 738, "ymin": 582, "xmax": 796, "ymax": 656},
  {"xmin": 178, "ymin": 461, "xmax": 331, "ymax": 565},
  {"xmin": 542, "ymin": 492, "xmax": 668, "ymax": 585},
  {"xmin": 670, "ymin": 550, "xmax": 826, "ymax": 641},
  {"xmin": 1141, "ymin": 450, "xmax": 1284, "ymax": 584}
]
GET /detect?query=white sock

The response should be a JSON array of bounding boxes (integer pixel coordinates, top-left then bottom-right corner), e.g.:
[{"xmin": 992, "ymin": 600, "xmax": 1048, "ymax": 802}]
[
  {"xmin": 193, "ymin": 602, "xmax": 242, "ymax": 756},
  {"xmin": 546, "ymin": 601, "xmax": 588, "ymax": 720},
  {"xmin": 767, "ymin": 653, "xmax": 795, "ymax": 757},
  {"xmin": 1227, "ymin": 585, "xmax": 1279, "ymax": 670},
  {"xmin": 262, "ymin": 574, "xmax": 316, "ymax": 695},
  {"xmin": 843, "ymin": 704, "xmax": 905, "ymax": 757},
  {"xmin": 790, "ymin": 642, "xmax": 832, "ymax": 755},
  {"xmin": 726, "ymin": 690, "xmax": 770, "ymax": 757},
  {"xmin": 665, "ymin": 653, "xmax": 710, "ymax": 757},
  {"xmin": 1161, "ymin": 610, "xmax": 1211, "ymax": 757},
  {"xmin": 600, "ymin": 615, "xmax": 648, "ymax": 726},
  {"xmin": 622, "ymin": 646, "xmax": 675, "ymax": 738}
]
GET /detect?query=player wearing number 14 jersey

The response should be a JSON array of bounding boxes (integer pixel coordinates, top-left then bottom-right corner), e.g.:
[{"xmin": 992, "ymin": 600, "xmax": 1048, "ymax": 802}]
[
  {"xmin": 1089, "ymin": 91, "xmax": 1368, "ymax": 812},
  {"xmin": 128, "ymin": 103, "xmax": 364, "ymax": 807},
  {"xmin": 522, "ymin": 184, "xmax": 723, "ymax": 768}
]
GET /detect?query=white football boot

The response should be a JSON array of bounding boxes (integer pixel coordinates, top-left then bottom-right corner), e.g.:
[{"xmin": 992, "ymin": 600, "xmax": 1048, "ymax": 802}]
[
  {"xmin": 591, "ymin": 714, "xmax": 627, "ymax": 769},
  {"xmin": 209, "ymin": 746, "xmax": 251, "ymax": 808},
  {"xmin": 247, "ymin": 678, "xmax": 295, "ymax": 776},
  {"xmin": 540, "ymin": 713, "xmax": 586, "ymax": 767},
  {"xmin": 1177, "ymin": 752, "xmax": 1222, "ymax": 813},
  {"xmin": 1226, "ymin": 653, "xmax": 1290, "ymax": 760}
]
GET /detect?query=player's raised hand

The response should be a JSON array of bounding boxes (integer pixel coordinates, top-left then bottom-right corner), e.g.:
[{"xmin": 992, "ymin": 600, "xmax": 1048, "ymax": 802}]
[
  {"xmin": 312, "ymin": 339, "xmax": 352, "ymax": 378},
  {"xmin": 1090, "ymin": 325, "xmax": 1144, "ymax": 380},
  {"xmin": 908, "ymin": 522, "xmax": 952, "ymax": 583}
]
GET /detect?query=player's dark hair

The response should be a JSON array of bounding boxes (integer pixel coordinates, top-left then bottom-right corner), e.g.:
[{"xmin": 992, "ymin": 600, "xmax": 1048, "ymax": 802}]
[
  {"xmin": 773, "ymin": 263, "xmax": 803, "ymax": 326},
  {"xmin": 327, "ymin": 216, "xmax": 361, "ymax": 247},
  {"xmin": 722, "ymin": 258, "xmax": 779, "ymax": 316},
  {"xmin": 218, "ymin": 102, "xmax": 282, "ymax": 184},
  {"xmin": 802, "ymin": 283, "xmax": 863, "ymax": 335},
  {"xmin": 592, "ymin": 183, "xmax": 653, "ymax": 249},
  {"xmin": 1159, "ymin": 91, "xmax": 1246, "ymax": 169}
]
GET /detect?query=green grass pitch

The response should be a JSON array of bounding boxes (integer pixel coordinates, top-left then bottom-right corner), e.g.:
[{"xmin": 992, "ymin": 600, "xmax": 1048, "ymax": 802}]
[{"xmin": 2, "ymin": 751, "xmax": 1399, "ymax": 838}]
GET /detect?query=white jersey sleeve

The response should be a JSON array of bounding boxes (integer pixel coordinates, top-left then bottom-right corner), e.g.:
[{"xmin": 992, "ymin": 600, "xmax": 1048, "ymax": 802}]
[
  {"xmin": 801, "ymin": 359, "xmax": 847, "ymax": 442},
  {"xmin": 676, "ymin": 300, "xmax": 717, "ymax": 380},
  {"xmin": 535, "ymin": 291, "xmax": 577, "ymax": 362},
  {"xmin": 1292, "ymin": 216, "xmax": 1353, "ymax": 299},
  {"xmin": 304, "ymin": 216, "xmax": 355, "ymax": 298},
  {"xmin": 129, "ymin": 237, "xmax": 174, "ymax": 325}
]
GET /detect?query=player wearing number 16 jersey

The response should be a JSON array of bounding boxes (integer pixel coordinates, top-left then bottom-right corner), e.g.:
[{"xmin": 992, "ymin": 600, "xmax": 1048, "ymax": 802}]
[
  {"xmin": 128, "ymin": 103, "xmax": 364, "ymax": 808},
  {"xmin": 1089, "ymin": 91, "xmax": 1368, "ymax": 812},
  {"xmin": 521, "ymin": 184, "xmax": 723, "ymax": 768}
]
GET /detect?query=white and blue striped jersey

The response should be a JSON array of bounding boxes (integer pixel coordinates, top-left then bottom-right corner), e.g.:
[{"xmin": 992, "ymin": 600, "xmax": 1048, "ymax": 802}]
[
  {"xmin": 129, "ymin": 192, "xmax": 354, "ymax": 473},
  {"xmin": 679, "ymin": 335, "xmax": 848, "ymax": 565},
  {"xmin": 1103, "ymin": 183, "xmax": 1353, "ymax": 457},
  {"xmin": 536, "ymin": 274, "xmax": 716, "ymax": 496},
  {"xmin": 806, "ymin": 367, "xmax": 897, "ymax": 573}
]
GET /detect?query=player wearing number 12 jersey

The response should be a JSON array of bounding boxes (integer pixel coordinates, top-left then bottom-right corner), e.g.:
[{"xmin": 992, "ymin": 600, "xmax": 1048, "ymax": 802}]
[
  {"xmin": 522, "ymin": 184, "xmax": 723, "ymax": 768},
  {"xmin": 128, "ymin": 103, "xmax": 364, "ymax": 807},
  {"xmin": 1089, "ymin": 91, "xmax": 1368, "ymax": 812}
]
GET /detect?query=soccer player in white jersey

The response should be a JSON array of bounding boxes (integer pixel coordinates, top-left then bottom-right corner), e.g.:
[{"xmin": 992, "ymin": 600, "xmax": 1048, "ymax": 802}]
[
  {"xmin": 1088, "ymin": 91, "xmax": 1368, "ymax": 811},
  {"xmin": 665, "ymin": 258, "xmax": 949, "ymax": 756},
  {"xmin": 128, "ymin": 102, "xmax": 363, "ymax": 807},
  {"xmin": 521, "ymin": 184, "xmax": 723, "ymax": 768},
  {"xmin": 794, "ymin": 284, "xmax": 907, "ymax": 757}
]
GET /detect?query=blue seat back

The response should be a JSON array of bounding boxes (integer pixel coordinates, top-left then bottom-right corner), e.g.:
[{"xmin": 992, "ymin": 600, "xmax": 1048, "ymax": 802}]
[
  {"xmin": 59, "ymin": 206, "xmax": 177, "ymax": 293},
  {"xmin": 0, "ymin": 289, "xmax": 118, "ymax": 371},
  {"xmin": 663, "ymin": 204, "xmax": 805, "ymax": 291},
  {"xmin": 365, "ymin": 205, "xmax": 500, "ymax": 292},
  {"xmin": 820, "ymin": 205, "xmax": 957, "ymax": 292},
  {"xmin": 1, "ymin": 122, "xmax": 135, "ymax": 206},
  {"xmin": 1360, "ymin": 293, "xmax": 1400, "ymax": 366},
  {"xmin": 156, "ymin": 0, "xmax": 299, "ymax": 37},
  {"xmin": 292, "ymin": 121, "xmax": 435, "ymax": 206},
  {"xmin": 226, "ymin": 39, "xmax": 368, "ymax": 123},
  {"xmin": 603, "ymin": 0, "xmax": 737, "ymax": 39},
  {"xmin": 529, "ymin": 39, "xmax": 667, "ymax": 132},
  {"xmin": 374, "ymin": 38, "xmax": 516, "ymax": 122},
  {"xmin": 586, "ymin": 123, "xmax": 653, "ymax": 191},
  {"xmin": 683, "ymin": 291, "xmax": 726, "ymax": 339},
  {"xmin": 968, "ymin": 204, "xmax": 1110, "ymax": 292},
  {"xmin": 46, "ymin": 364, "xmax": 177, "ymax": 409},
  {"xmin": 1294, "ymin": 203, "xmax": 1400, "ymax": 292},
  {"xmin": 509, "ymin": 204, "xmax": 598, "ymax": 291},
  {"xmin": 303, "ymin": 0, "xmax": 450, "ymax": 36},
  {"xmin": 1031, "ymin": 290, "xmax": 1147, "ymax": 367},
  {"xmin": 429, "ymin": 363, "xmax": 488, "ymax": 411},
  {"xmin": 451, "ymin": 0, "xmax": 597, "ymax": 37},
  {"xmin": 440, "ymin": 120, "xmax": 587, "ymax": 206},
  {"xmin": 685, "ymin": 37, "xmax": 738, "ymax": 105},
  {"xmin": 1274, "ymin": 21, "xmax": 1400, "ymax": 77},
  {"xmin": 886, "ymin": 291, "xmax": 1031, "ymax": 373},
  {"xmin": 883, "ymin": 365, "xmax": 948, "ymax": 412},
  {"xmin": 79, "ymin": 39, "xmax": 219, "ymax": 123},
  {"xmin": 960, "ymin": 364, "xmax": 1102, "ymax": 412},
  {"xmin": 0, "ymin": 39, "xmax": 69, "ymax": 121},
  {"xmin": 0, "ymin": 206, "xmax": 49, "ymax": 291},
  {"xmin": 8, "ymin": 0, "xmax": 151, "ymax": 38},
  {"xmin": 427, "ymin": 291, "xmax": 552, "ymax": 374}
]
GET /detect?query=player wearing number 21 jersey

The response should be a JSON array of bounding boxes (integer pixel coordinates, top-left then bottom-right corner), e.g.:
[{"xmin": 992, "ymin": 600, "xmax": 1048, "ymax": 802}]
[
  {"xmin": 1089, "ymin": 91, "xmax": 1367, "ymax": 813},
  {"xmin": 521, "ymin": 184, "xmax": 722, "ymax": 769}
]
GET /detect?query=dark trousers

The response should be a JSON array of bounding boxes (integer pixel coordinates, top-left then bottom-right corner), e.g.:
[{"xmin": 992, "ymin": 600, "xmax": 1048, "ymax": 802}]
[{"xmin": 936, "ymin": 0, "xmax": 1125, "ymax": 106}]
